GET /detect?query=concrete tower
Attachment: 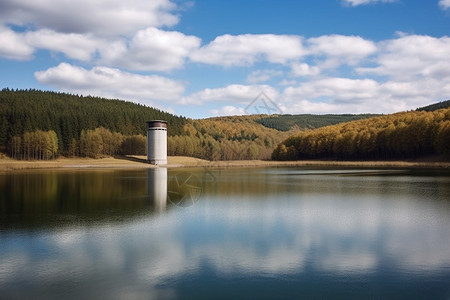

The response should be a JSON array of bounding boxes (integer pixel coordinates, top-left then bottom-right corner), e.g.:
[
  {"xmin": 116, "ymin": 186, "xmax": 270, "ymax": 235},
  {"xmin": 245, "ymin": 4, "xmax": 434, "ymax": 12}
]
[{"xmin": 147, "ymin": 120, "xmax": 167, "ymax": 165}]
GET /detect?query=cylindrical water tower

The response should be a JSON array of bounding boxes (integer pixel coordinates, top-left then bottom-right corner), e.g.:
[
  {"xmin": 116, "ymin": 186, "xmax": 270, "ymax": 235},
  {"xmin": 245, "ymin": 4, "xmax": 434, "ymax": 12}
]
[{"xmin": 147, "ymin": 120, "xmax": 167, "ymax": 165}]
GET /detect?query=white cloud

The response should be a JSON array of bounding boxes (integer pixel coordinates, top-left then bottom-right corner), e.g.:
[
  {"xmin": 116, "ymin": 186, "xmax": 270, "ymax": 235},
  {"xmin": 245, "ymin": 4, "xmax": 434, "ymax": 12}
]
[
  {"xmin": 281, "ymin": 75, "xmax": 450, "ymax": 114},
  {"xmin": 290, "ymin": 63, "xmax": 321, "ymax": 77},
  {"xmin": 210, "ymin": 105, "xmax": 246, "ymax": 116},
  {"xmin": 190, "ymin": 34, "xmax": 305, "ymax": 66},
  {"xmin": 26, "ymin": 30, "xmax": 103, "ymax": 61},
  {"xmin": 359, "ymin": 35, "xmax": 450, "ymax": 80},
  {"xmin": 342, "ymin": 0, "xmax": 397, "ymax": 6},
  {"xmin": 0, "ymin": 0, "xmax": 179, "ymax": 37},
  {"xmin": 181, "ymin": 84, "xmax": 279, "ymax": 106},
  {"xmin": 35, "ymin": 63, "xmax": 185, "ymax": 105},
  {"xmin": 306, "ymin": 35, "xmax": 377, "ymax": 68},
  {"xmin": 100, "ymin": 27, "xmax": 201, "ymax": 71},
  {"xmin": 247, "ymin": 70, "xmax": 283, "ymax": 83},
  {"xmin": 308, "ymin": 35, "xmax": 377, "ymax": 58},
  {"xmin": 439, "ymin": 0, "xmax": 450, "ymax": 9},
  {"xmin": 0, "ymin": 26, "xmax": 34, "ymax": 60},
  {"xmin": 0, "ymin": 26, "xmax": 200, "ymax": 71},
  {"xmin": 283, "ymin": 77, "xmax": 379, "ymax": 104}
]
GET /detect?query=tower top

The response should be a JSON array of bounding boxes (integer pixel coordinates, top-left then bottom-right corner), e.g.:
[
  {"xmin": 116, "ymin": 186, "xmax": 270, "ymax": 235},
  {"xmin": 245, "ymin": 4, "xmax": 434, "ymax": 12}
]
[{"xmin": 146, "ymin": 120, "xmax": 167, "ymax": 128}]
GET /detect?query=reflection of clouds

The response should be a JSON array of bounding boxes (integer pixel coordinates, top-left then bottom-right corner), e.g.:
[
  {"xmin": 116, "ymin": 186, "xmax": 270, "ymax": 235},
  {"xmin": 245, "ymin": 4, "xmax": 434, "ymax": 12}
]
[
  {"xmin": 1, "ymin": 173, "xmax": 450, "ymax": 297},
  {"xmin": 198, "ymin": 244, "xmax": 305, "ymax": 275},
  {"xmin": 0, "ymin": 253, "xmax": 29, "ymax": 283},
  {"xmin": 317, "ymin": 252, "xmax": 377, "ymax": 274}
]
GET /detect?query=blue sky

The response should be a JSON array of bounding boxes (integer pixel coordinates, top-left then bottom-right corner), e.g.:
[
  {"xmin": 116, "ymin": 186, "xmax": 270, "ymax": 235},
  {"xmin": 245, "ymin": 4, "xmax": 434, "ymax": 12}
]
[{"xmin": 1, "ymin": 0, "xmax": 449, "ymax": 118}]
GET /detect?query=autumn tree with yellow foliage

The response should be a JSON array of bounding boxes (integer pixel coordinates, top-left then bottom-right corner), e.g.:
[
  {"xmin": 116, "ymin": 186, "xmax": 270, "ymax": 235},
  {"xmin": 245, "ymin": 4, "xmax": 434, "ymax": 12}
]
[{"xmin": 272, "ymin": 108, "xmax": 450, "ymax": 161}]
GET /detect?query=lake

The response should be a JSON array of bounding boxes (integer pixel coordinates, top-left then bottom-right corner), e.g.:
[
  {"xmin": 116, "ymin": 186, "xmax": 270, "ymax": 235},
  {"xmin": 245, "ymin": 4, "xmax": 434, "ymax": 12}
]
[{"xmin": 1, "ymin": 166, "xmax": 450, "ymax": 299}]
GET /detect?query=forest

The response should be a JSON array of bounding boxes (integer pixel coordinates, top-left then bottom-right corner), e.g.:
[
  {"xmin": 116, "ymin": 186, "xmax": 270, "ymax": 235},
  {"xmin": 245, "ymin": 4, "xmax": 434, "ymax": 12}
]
[
  {"xmin": 256, "ymin": 114, "xmax": 378, "ymax": 131},
  {"xmin": 1, "ymin": 89, "xmax": 294, "ymax": 160},
  {"xmin": 2, "ymin": 89, "xmax": 449, "ymax": 161},
  {"xmin": 272, "ymin": 108, "xmax": 450, "ymax": 161},
  {"xmin": 0, "ymin": 89, "xmax": 187, "ymax": 158},
  {"xmin": 167, "ymin": 116, "xmax": 293, "ymax": 160}
]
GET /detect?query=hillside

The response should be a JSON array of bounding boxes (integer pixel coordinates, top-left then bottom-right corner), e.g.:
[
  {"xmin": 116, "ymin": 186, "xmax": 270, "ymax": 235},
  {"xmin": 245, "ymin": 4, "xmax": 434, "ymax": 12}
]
[
  {"xmin": 0, "ymin": 89, "xmax": 187, "ymax": 156},
  {"xmin": 256, "ymin": 114, "xmax": 379, "ymax": 131},
  {"xmin": 272, "ymin": 108, "xmax": 450, "ymax": 161},
  {"xmin": 416, "ymin": 100, "xmax": 450, "ymax": 112},
  {"xmin": 1, "ymin": 89, "xmax": 296, "ymax": 160},
  {"xmin": 168, "ymin": 115, "xmax": 294, "ymax": 160},
  {"xmin": 3, "ymin": 89, "xmax": 449, "ymax": 162}
]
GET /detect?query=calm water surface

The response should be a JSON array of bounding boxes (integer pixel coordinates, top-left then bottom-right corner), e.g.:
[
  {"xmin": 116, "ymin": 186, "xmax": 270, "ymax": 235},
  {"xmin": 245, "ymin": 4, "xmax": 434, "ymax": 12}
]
[{"xmin": 1, "ymin": 167, "xmax": 450, "ymax": 299}]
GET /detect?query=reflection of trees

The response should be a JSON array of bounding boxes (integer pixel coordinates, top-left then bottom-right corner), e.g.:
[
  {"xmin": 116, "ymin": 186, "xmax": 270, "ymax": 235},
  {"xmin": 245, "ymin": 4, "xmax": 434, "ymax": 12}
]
[{"xmin": 0, "ymin": 170, "xmax": 154, "ymax": 229}]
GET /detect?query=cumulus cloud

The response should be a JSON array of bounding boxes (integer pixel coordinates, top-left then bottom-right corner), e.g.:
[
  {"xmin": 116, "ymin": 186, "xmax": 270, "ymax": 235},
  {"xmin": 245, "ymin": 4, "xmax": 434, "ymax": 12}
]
[
  {"xmin": 35, "ymin": 63, "xmax": 185, "ymax": 104},
  {"xmin": 26, "ymin": 29, "xmax": 103, "ymax": 61},
  {"xmin": 247, "ymin": 70, "xmax": 283, "ymax": 83},
  {"xmin": 190, "ymin": 34, "xmax": 305, "ymax": 66},
  {"xmin": 439, "ymin": 0, "xmax": 450, "ymax": 9},
  {"xmin": 284, "ymin": 77, "xmax": 379, "ymax": 102},
  {"xmin": 306, "ymin": 35, "xmax": 377, "ymax": 68},
  {"xmin": 0, "ymin": 0, "xmax": 449, "ymax": 117},
  {"xmin": 281, "ymin": 75, "xmax": 449, "ymax": 114},
  {"xmin": 0, "ymin": 26, "xmax": 200, "ymax": 71},
  {"xmin": 358, "ymin": 35, "xmax": 450, "ymax": 80},
  {"xmin": 181, "ymin": 84, "xmax": 279, "ymax": 106},
  {"xmin": 0, "ymin": 26, "xmax": 34, "ymax": 60},
  {"xmin": 290, "ymin": 63, "xmax": 321, "ymax": 77},
  {"xmin": 342, "ymin": 0, "xmax": 397, "ymax": 6},
  {"xmin": 210, "ymin": 105, "xmax": 246, "ymax": 116},
  {"xmin": 0, "ymin": 0, "xmax": 198, "ymax": 72},
  {"xmin": 308, "ymin": 35, "xmax": 377, "ymax": 58},
  {"xmin": 0, "ymin": 0, "xmax": 179, "ymax": 37},
  {"xmin": 101, "ymin": 27, "xmax": 201, "ymax": 71}
]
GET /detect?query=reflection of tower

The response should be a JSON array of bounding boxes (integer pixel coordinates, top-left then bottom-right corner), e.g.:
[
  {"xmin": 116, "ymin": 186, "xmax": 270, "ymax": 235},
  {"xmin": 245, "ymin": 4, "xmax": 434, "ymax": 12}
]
[
  {"xmin": 147, "ymin": 168, "xmax": 167, "ymax": 212},
  {"xmin": 147, "ymin": 120, "xmax": 167, "ymax": 165}
]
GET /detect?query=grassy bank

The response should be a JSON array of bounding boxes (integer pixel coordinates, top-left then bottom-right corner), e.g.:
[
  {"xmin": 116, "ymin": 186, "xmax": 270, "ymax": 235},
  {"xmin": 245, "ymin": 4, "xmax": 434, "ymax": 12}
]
[{"xmin": 1, "ymin": 155, "xmax": 449, "ymax": 173}]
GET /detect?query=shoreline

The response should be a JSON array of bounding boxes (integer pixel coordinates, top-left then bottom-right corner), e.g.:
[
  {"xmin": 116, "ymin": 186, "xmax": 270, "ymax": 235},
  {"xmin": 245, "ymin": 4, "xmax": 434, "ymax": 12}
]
[{"xmin": 1, "ymin": 156, "xmax": 449, "ymax": 172}]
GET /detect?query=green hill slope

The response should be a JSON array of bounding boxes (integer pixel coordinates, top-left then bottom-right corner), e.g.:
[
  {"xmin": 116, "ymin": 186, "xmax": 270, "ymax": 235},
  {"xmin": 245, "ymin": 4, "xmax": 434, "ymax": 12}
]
[
  {"xmin": 256, "ymin": 114, "xmax": 379, "ymax": 131},
  {"xmin": 0, "ymin": 89, "xmax": 187, "ymax": 155},
  {"xmin": 416, "ymin": 100, "xmax": 450, "ymax": 112}
]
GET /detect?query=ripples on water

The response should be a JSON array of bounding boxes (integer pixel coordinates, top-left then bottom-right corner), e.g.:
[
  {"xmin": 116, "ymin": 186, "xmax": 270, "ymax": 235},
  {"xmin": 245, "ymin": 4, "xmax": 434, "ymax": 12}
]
[{"xmin": 1, "ymin": 167, "xmax": 450, "ymax": 299}]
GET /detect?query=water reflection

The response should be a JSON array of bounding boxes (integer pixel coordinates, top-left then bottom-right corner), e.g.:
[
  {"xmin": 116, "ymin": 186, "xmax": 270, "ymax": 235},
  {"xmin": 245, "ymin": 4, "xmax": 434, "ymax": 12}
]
[
  {"xmin": 147, "ymin": 168, "xmax": 167, "ymax": 212},
  {"xmin": 1, "ymin": 167, "xmax": 450, "ymax": 299},
  {"xmin": 0, "ymin": 168, "xmax": 204, "ymax": 229}
]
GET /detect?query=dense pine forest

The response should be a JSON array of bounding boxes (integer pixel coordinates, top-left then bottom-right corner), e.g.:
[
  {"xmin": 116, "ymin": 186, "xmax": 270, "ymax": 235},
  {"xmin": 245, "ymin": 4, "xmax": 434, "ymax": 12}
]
[
  {"xmin": 0, "ymin": 89, "xmax": 187, "ymax": 158},
  {"xmin": 417, "ymin": 100, "xmax": 450, "ymax": 112},
  {"xmin": 256, "ymin": 114, "xmax": 379, "ymax": 131},
  {"xmin": 272, "ymin": 107, "xmax": 450, "ymax": 161}
]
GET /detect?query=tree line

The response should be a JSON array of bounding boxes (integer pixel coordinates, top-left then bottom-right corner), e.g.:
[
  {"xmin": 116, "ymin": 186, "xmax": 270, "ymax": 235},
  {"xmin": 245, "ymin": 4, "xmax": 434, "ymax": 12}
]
[
  {"xmin": 256, "ymin": 114, "xmax": 378, "ymax": 131},
  {"xmin": 9, "ymin": 130, "xmax": 58, "ymax": 160},
  {"xmin": 1, "ymin": 89, "xmax": 296, "ymax": 161},
  {"xmin": 9, "ymin": 127, "xmax": 147, "ymax": 159},
  {"xmin": 167, "ymin": 116, "xmax": 293, "ymax": 160},
  {"xmin": 0, "ymin": 88, "xmax": 187, "ymax": 156},
  {"xmin": 272, "ymin": 108, "xmax": 450, "ymax": 161}
]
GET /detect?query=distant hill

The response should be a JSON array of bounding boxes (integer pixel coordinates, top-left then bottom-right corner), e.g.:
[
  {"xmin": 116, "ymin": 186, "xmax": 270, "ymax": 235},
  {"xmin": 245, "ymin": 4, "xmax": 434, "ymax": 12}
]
[
  {"xmin": 416, "ymin": 100, "xmax": 450, "ymax": 112},
  {"xmin": 255, "ymin": 114, "xmax": 379, "ymax": 131}
]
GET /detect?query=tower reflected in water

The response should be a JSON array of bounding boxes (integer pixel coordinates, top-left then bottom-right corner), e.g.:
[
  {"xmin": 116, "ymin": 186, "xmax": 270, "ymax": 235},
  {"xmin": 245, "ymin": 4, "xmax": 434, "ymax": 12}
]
[{"xmin": 147, "ymin": 168, "xmax": 167, "ymax": 212}]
